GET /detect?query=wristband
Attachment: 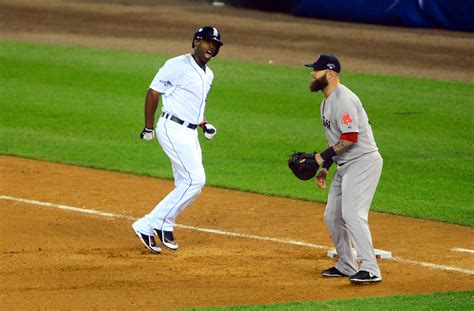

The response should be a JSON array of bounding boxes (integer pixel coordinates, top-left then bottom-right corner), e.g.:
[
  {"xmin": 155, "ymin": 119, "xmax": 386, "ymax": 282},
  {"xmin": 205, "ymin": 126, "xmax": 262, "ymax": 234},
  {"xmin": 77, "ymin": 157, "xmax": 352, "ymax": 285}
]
[
  {"xmin": 322, "ymin": 158, "xmax": 333, "ymax": 170},
  {"xmin": 320, "ymin": 146, "xmax": 336, "ymax": 162}
]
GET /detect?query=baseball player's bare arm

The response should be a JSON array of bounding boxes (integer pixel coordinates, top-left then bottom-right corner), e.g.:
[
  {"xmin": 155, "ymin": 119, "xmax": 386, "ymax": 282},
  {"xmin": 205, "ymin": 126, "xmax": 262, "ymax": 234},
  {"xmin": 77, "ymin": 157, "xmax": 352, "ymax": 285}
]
[
  {"xmin": 144, "ymin": 88, "xmax": 161, "ymax": 128},
  {"xmin": 333, "ymin": 139, "xmax": 354, "ymax": 154}
]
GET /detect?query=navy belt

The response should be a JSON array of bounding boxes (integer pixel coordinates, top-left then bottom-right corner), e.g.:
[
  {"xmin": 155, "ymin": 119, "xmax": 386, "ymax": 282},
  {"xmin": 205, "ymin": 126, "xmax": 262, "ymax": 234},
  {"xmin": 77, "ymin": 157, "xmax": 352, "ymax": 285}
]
[{"xmin": 161, "ymin": 112, "xmax": 197, "ymax": 129}]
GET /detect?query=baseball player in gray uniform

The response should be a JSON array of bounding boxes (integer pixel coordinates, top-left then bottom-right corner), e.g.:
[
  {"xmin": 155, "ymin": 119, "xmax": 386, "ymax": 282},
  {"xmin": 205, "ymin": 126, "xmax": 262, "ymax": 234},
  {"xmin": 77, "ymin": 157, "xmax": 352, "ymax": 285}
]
[
  {"xmin": 305, "ymin": 54, "xmax": 383, "ymax": 284},
  {"xmin": 132, "ymin": 26, "xmax": 222, "ymax": 254}
]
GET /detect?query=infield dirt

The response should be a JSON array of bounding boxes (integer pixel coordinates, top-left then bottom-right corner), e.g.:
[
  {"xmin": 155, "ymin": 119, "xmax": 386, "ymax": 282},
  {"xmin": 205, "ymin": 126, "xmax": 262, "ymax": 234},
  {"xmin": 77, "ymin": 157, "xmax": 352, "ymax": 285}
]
[{"xmin": 1, "ymin": 0, "xmax": 474, "ymax": 309}]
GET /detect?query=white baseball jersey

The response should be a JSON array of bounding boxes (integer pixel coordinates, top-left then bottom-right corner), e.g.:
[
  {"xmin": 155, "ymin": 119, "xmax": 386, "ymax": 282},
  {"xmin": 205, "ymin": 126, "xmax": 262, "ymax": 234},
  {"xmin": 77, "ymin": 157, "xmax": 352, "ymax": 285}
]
[
  {"xmin": 150, "ymin": 54, "xmax": 213, "ymax": 125},
  {"xmin": 320, "ymin": 84, "xmax": 378, "ymax": 165}
]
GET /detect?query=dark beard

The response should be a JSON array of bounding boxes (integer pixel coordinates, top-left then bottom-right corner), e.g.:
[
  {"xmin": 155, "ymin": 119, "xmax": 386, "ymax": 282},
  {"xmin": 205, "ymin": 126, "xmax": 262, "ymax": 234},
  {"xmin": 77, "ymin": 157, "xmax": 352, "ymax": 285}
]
[{"xmin": 309, "ymin": 75, "xmax": 328, "ymax": 92}]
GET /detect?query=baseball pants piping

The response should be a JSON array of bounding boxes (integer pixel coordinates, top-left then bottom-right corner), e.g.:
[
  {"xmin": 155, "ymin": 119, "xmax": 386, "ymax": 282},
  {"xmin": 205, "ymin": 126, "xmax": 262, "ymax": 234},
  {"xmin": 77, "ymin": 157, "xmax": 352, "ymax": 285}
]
[{"xmin": 137, "ymin": 117, "xmax": 205, "ymax": 235}]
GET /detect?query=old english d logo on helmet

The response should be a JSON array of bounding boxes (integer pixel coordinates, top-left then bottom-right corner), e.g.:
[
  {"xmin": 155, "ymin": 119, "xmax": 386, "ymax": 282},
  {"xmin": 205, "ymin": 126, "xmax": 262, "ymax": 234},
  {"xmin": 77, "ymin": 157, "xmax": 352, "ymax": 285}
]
[
  {"xmin": 212, "ymin": 27, "xmax": 219, "ymax": 38},
  {"xmin": 192, "ymin": 26, "xmax": 223, "ymax": 56}
]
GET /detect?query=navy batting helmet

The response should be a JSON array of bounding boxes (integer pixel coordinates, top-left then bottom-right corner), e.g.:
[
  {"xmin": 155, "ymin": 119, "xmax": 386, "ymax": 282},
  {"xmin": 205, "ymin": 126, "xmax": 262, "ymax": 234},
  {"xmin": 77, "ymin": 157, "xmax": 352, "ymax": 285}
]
[{"xmin": 192, "ymin": 26, "xmax": 223, "ymax": 56}]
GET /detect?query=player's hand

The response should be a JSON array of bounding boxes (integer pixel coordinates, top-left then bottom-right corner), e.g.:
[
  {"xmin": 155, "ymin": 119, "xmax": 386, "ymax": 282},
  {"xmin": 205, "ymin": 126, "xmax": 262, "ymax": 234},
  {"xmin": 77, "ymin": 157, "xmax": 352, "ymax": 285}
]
[
  {"xmin": 315, "ymin": 168, "xmax": 328, "ymax": 189},
  {"xmin": 203, "ymin": 123, "xmax": 217, "ymax": 140},
  {"xmin": 140, "ymin": 127, "xmax": 154, "ymax": 140}
]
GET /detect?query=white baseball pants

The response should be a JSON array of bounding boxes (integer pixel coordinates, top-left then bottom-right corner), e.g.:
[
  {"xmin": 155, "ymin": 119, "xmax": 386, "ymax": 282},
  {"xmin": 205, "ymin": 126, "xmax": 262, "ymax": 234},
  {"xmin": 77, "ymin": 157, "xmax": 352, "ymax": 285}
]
[{"xmin": 135, "ymin": 116, "xmax": 205, "ymax": 235}]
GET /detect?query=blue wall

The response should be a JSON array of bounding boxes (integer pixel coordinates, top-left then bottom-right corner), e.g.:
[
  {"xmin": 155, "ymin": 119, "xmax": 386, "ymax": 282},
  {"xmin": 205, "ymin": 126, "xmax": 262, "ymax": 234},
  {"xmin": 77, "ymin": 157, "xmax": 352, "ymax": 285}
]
[{"xmin": 228, "ymin": 0, "xmax": 474, "ymax": 32}]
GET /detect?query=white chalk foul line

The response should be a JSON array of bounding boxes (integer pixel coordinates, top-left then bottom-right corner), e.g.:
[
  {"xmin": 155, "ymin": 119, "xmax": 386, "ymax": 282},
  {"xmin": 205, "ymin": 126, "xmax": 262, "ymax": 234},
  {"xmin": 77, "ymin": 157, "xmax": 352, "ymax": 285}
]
[
  {"xmin": 0, "ymin": 195, "xmax": 135, "ymax": 221},
  {"xmin": 391, "ymin": 257, "xmax": 474, "ymax": 275},
  {"xmin": 175, "ymin": 223, "xmax": 329, "ymax": 250},
  {"xmin": 0, "ymin": 195, "xmax": 329, "ymax": 250},
  {"xmin": 2, "ymin": 195, "xmax": 473, "ymax": 276},
  {"xmin": 451, "ymin": 248, "xmax": 474, "ymax": 254}
]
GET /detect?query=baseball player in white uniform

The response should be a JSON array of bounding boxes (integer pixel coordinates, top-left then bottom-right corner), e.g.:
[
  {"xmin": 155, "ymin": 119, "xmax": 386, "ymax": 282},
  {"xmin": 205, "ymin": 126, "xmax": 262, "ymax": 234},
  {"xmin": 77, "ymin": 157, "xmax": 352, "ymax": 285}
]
[
  {"xmin": 132, "ymin": 26, "xmax": 223, "ymax": 254},
  {"xmin": 305, "ymin": 54, "xmax": 383, "ymax": 284}
]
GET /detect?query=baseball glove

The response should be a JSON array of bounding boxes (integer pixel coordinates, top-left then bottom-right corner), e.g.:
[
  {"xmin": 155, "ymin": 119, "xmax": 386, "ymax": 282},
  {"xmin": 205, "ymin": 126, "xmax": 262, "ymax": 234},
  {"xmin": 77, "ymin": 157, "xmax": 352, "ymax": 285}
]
[{"xmin": 288, "ymin": 152, "xmax": 319, "ymax": 180}]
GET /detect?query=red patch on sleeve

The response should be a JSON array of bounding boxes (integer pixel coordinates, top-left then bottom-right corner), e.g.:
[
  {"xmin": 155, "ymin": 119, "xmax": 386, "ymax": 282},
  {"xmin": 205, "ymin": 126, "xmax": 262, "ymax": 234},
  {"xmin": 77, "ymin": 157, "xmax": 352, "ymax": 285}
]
[
  {"xmin": 340, "ymin": 132, "xmax": 358, "ymax": 142},
  {"xmin": 342, "ymin": 112, "xmax": 353, "ymax": 125}
]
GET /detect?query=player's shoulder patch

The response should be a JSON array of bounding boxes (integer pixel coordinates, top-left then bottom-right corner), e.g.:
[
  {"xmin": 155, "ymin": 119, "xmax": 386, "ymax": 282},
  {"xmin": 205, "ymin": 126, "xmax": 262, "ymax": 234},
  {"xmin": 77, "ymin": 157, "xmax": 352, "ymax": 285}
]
[
  {"xmin": 159, "ymin": 80, "xmax": 173, "ymax": 88},
  {"xmin": 342, "ymin": 112, "xmax": 353, "ymax": 125}
]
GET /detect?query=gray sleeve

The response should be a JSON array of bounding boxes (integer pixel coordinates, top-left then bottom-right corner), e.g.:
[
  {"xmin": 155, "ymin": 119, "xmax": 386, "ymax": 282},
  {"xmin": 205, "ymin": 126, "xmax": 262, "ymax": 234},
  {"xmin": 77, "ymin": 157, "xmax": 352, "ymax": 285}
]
[{"xmin": 335, "ymin": 95, "xmax": 359, "ymax": 134}]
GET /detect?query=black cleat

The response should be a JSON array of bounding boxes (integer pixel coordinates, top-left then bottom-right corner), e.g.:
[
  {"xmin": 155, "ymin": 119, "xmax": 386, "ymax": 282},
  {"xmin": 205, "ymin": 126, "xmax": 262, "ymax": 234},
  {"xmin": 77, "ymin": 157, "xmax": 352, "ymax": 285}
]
[
  {"xmin": 349, "ymin": 270, "xmax": 382, "ymax": 284},
  {"xmin": 155, "ymin": 229, "xmax": 179, "ymax": 250},
  {"xmin": 132, "ymin": 223, "xmax": 161, "ymax": 254},
  {"xmin": 322, "ymin": 267, "xmax": 349, "ymax": 277}
]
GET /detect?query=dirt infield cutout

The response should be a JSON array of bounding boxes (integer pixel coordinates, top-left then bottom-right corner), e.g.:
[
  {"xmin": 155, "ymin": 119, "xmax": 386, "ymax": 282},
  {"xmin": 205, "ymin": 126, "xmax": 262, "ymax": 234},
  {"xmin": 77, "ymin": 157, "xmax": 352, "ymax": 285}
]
[{"xmin": 1, "ymin": 156, "xmax": 473, "ymax": 308}]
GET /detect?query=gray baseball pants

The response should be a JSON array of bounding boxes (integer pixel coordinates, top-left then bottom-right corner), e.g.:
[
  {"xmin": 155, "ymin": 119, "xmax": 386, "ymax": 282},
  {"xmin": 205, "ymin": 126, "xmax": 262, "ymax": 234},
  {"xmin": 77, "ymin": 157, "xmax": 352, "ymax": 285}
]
[{"xmin": 324, "ymin": 151, "xmax": 383, "ymax": 277}]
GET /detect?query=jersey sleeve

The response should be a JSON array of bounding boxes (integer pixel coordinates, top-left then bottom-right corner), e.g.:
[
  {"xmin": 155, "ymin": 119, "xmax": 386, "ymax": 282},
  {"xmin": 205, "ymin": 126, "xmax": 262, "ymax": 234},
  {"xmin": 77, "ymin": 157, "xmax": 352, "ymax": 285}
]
[
  {"xmin": 149, "ymin": 59, "xmax": 185, "ymax": 94},
  {"xmin": 336, "ymin": 97, "xmax": 359, "ymax": 134}
]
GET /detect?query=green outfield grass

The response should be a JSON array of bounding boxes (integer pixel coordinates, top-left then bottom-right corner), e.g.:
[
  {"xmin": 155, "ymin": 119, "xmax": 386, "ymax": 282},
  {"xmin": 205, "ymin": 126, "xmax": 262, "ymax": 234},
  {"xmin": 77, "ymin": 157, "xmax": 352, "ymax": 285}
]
[
  {"xmin": 194, "ymin": 290, "xmax": 474, "ymax": 310},
  {"xmin": 1, "ymin": 39, "xmax": 473, "ymax": 310},
  {"xmin": 1, "ymin": 40, "xmax": 472, "ymax": 226}
]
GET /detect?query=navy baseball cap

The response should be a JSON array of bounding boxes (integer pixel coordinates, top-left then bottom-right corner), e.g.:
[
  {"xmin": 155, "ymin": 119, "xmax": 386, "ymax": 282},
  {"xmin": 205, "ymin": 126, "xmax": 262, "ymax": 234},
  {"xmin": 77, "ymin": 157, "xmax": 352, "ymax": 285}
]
[{"xmin": 304, "ymin": 54, "xmax": 341, "ymax": 73}]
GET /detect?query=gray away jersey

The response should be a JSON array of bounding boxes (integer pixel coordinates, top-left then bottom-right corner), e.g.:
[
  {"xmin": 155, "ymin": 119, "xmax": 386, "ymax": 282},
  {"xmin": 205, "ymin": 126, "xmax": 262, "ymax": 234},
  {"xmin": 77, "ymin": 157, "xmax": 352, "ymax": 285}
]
[{"xmin": 320, "ymin": 84, "xmax": 378, "ymax": 165}]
